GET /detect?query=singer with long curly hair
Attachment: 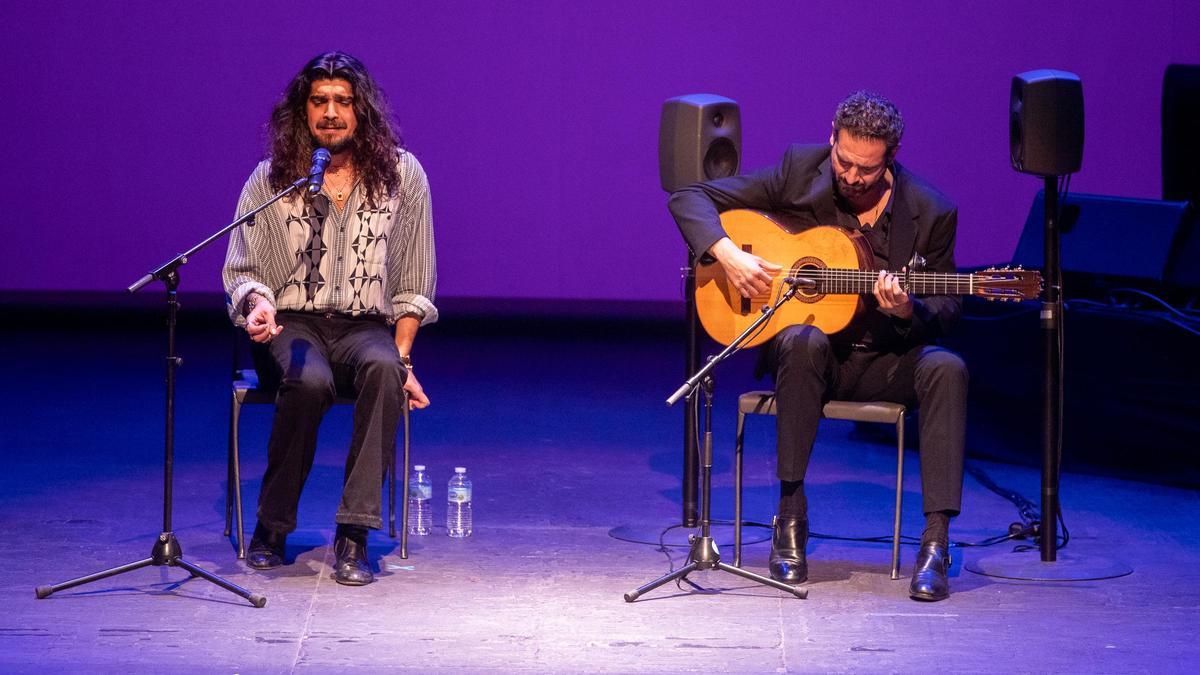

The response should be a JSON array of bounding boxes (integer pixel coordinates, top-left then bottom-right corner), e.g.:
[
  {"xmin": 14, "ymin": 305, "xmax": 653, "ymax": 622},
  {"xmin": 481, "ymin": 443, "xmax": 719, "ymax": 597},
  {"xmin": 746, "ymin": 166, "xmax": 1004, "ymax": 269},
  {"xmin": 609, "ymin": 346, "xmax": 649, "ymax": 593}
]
[{"xmin": 222, "ymin": 51, "xmax": 436, "ymax": 586}]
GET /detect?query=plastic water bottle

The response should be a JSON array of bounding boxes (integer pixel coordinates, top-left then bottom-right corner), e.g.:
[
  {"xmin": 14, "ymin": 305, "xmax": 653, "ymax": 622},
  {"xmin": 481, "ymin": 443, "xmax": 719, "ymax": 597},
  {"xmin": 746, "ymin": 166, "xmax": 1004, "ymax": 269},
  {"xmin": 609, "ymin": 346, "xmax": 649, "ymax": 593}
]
[
  {"xmin": 446, "ymin": 467, "xmax": 473, "ymax": 538},
  {"xmin": 407, "ymin": 464, "xmax": 432, "ymax": 536}
]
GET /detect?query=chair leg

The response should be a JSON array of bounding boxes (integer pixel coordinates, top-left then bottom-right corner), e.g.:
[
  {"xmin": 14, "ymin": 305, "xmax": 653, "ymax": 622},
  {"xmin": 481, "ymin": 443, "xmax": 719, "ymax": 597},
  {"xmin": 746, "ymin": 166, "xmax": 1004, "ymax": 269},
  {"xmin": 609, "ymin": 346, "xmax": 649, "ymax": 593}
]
[
  {"xmin": 399, "ymin": 394, "xmax": 410, "ymax": 559},
  {"xmin": 891, "ymin": 411, "xmax": 906, "ymax": 580},
  {"xmin": 388, "ymin": 420, "xmax": 397, "ymax": 542},
  {"xmin": 225, "ymin": 394, "xmax": 235, "ymax": 538},
  {"xmin": 231, "ymin": 395, "xmax": 246, "ymax": 560},
  {"xmin": 734, "ymin": 411, "xmax": 746, "ymax": 568}
]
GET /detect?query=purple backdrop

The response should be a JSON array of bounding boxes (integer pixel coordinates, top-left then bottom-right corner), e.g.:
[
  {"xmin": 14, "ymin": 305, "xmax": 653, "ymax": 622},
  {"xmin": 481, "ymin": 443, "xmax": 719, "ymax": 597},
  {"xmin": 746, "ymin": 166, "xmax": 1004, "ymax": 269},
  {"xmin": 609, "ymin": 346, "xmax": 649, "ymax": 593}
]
[{"xmin": 5, "ymin": 1, "xmax": 1197, "ymax": 302}]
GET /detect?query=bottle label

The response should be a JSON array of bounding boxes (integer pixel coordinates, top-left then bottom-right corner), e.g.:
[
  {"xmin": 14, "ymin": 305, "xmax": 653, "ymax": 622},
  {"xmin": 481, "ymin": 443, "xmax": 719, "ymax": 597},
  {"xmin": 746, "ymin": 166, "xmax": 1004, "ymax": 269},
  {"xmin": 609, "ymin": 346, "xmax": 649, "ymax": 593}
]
[
  {"xmin": 447, "ymin": 486, "xmax": 472, "ymax": 503},
  {"xmin": 409, "ymin": 483, "xmax": 432, "ymax": 500}
]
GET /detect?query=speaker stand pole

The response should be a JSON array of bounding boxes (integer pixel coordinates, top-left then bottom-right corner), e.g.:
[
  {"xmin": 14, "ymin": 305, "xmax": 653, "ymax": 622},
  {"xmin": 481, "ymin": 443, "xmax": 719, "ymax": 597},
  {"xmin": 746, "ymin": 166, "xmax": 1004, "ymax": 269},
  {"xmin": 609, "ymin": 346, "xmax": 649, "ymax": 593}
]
[
  {"xmin": 967, "ymin": 176, "xmax": 1129, "ymax": 582},
  {"xmin": 682, "ymin": 254, "xmax": 700, "ymax": 528},
  {"xmin": 1038, "ymin": 175, "xmax": 1062, "ymax": 562}
]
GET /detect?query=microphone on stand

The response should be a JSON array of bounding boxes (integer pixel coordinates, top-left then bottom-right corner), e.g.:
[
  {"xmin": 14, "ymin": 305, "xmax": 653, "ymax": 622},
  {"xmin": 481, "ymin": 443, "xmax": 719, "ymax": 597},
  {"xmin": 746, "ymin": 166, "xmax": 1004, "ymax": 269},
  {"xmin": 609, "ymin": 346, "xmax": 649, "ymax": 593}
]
[
  {"xmin": 305, "ymin": 148, "xmax": 333, "ymax": 196},
  {"xmin": 784, "ymin": 276, "xmax": 817, "ymax": 288}
]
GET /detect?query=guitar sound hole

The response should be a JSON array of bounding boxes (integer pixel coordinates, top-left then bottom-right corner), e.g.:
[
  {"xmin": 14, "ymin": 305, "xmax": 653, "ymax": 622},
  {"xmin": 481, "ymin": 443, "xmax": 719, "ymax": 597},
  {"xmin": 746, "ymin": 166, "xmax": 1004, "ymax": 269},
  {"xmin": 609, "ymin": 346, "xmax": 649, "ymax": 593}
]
[{"xmin": 791, "ymin": 258, "xmax": 825, "ymax": 304}]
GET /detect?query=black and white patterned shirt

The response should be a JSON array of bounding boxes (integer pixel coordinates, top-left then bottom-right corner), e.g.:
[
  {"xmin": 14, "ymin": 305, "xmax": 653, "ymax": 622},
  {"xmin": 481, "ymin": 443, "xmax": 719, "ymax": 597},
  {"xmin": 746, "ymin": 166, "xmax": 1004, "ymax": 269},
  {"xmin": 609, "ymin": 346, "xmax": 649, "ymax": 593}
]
[{"xmin": 222, "ymin": 150, "xmax": 436, "ymax": 326}]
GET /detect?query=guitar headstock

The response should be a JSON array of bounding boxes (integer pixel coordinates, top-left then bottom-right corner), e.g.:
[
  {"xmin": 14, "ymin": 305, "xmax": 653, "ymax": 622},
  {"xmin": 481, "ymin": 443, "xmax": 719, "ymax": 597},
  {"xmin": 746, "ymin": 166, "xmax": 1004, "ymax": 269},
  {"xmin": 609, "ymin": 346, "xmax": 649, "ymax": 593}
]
[{"xmin": 974, "ymin": 266, "xmax": 1043, "ymax": 302}]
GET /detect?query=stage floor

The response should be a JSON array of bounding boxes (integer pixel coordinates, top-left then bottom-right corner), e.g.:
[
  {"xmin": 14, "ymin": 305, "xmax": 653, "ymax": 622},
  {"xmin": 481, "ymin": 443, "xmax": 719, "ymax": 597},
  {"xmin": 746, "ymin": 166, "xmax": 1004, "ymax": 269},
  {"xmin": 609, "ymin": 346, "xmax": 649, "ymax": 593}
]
[{"xmin": 2, "ymin": 304, "xmax": 1198, "ymax": 672}]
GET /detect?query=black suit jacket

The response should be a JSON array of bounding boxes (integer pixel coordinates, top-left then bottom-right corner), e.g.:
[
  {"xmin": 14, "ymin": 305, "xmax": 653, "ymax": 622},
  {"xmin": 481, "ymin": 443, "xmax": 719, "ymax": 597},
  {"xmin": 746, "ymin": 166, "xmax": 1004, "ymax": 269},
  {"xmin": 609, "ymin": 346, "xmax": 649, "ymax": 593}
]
[{"xmin": 668, "ymin": 143, "xmax": 962, "ymax": 346}]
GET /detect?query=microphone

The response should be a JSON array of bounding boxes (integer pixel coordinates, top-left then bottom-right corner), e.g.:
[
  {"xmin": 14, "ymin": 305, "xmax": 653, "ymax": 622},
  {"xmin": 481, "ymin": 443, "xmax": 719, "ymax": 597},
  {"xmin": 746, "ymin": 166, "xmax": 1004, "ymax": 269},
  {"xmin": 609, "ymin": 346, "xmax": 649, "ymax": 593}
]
[
  {"xmin": 305, "ymin": 148, "xmax": 332, "ymax": 196},
  {"xmin": 784, "ymin": 276, "xmax": 817, "ymax": 288}
]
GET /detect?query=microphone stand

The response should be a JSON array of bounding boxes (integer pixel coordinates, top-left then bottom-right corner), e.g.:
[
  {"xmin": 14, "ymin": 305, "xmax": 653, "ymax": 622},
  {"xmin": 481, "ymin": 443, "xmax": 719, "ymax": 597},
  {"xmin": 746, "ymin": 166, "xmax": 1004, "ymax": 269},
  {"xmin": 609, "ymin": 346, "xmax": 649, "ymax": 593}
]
[
  {"xmin": 35, "ymin": 175, "xmax": 310, "ymax": 608},
  {"xmin": 625, "ymin": 276, "xmax": 815, "ymax": 602}
]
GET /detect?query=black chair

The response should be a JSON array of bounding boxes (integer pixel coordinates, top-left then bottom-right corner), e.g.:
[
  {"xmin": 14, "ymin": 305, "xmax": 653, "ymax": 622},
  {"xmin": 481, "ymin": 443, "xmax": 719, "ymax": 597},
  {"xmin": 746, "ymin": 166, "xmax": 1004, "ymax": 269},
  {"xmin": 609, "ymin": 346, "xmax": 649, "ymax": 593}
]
[
  {"xmin": 733, "ymin": 391, "xmax": 907, "ymax": 580},
  {"xmin": 224, "ymin": 354, "xmax": 411, "ymax": 561}
]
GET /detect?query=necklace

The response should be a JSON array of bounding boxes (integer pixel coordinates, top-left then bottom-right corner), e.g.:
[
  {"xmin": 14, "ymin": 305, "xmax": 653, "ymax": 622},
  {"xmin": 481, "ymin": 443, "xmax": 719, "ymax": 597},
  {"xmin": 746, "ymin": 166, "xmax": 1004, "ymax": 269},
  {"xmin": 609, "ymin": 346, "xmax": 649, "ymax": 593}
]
[
  {"xmin": 326, "ymin": 170, "xmax": 355, "ymax": 202},
  {"xmin": 864, "ymin": 199, "xmax": 885, "ymax": 226},
  {"xmin": 860, "ymin": 169, "xmax": 893, "ymax": 227}
]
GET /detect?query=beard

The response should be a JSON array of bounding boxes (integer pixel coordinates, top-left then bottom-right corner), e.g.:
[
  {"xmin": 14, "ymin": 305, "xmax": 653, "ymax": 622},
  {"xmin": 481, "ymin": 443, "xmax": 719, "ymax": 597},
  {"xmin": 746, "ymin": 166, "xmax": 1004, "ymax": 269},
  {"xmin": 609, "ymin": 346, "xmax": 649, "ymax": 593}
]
[
  {"xmin": 312, "ymin": 127, "xmax": 354, "ymax": 155},
  {"xmin": 836, "ymin": 173, "xmax": 885, "ymax": 200},
  {"xmin": 324, "ymin": 137, "xmax": 354, "ymax": 155},
  {"xmin": 836, "ymin": 179, "xmax": 870, "ymax": 198}
]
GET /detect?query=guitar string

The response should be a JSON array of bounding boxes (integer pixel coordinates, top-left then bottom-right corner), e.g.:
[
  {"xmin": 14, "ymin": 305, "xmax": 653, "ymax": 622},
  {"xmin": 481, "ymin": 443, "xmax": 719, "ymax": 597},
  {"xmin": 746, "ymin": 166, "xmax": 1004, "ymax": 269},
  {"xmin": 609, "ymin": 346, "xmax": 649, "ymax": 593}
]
[{"xmin": 745, "ymin": 269, "xmax": 1029, "ymax": 298}]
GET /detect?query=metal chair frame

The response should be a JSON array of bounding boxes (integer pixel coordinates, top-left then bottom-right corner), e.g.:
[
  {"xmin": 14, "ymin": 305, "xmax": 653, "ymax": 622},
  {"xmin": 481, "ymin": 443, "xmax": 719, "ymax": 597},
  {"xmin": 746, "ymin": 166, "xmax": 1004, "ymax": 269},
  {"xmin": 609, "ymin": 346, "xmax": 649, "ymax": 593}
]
[
  {"xmin": 224, "ymin": 368, "xmax": 411, "ymax": 560},
  {"xmin": 733, "ymin": 390, "xmax": 907, "ymax": 580}
]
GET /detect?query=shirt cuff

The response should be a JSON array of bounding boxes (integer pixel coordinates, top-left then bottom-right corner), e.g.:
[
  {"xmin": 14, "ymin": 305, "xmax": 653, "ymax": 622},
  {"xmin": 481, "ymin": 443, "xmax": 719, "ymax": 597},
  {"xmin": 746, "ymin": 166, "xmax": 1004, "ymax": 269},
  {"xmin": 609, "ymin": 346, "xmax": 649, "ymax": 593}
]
[
  {"xmin": 228, "ymin": 281, "xmax": 275, "ymax": 327},
  {"xmin": 392, "ymin": 294, "xmax": 438, "ymax": 326}
]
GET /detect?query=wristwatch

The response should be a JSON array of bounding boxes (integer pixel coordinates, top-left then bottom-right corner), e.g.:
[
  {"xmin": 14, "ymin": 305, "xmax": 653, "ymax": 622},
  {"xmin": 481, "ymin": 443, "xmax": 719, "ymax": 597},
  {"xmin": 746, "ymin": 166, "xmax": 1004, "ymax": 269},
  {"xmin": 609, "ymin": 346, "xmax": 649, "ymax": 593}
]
[{"xmin": 399, "ymin": 354, "xmax": 413, "ymax": 369}]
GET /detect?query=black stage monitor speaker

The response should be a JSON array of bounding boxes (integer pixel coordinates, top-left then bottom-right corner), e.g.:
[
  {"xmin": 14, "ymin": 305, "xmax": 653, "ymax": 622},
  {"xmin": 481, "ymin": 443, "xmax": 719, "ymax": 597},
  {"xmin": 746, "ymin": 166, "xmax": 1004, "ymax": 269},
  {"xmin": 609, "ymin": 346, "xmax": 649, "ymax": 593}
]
[
  {"xmin": 659, "ymin": 94, "xmax": 741, "ymax": 193},
  {"xmin": 1012, "ymin": 191, "xmax": 1198, "ymax": 286},
  {"xmin": 1010, "ymin": 70, "xmax": 1084, "ymax": 176},
  {"xmin": 1163, "ymin": 64, "xmax": 1200, "ymax": 203}
]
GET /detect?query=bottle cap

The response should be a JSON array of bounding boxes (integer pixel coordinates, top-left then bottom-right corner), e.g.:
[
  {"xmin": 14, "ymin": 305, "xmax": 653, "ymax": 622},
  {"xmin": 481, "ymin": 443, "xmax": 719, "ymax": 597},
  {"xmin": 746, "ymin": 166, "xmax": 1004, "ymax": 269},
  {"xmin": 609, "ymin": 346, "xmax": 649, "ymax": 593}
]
[
  {"xmin": 414, "ymin": 464, "xmax": 425, "ymax": 471},
  {"xmin": 454, "ymin": 467, "xmax": 466, "ymax": 473}
]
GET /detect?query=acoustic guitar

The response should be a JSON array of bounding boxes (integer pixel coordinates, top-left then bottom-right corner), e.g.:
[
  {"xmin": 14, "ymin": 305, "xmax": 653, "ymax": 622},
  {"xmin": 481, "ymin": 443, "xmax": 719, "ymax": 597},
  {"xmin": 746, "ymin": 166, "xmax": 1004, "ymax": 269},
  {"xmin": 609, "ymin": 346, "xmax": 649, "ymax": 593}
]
[{"xmin": 694, "ymin": 210, "xmax": 1042, "ymax": 347}]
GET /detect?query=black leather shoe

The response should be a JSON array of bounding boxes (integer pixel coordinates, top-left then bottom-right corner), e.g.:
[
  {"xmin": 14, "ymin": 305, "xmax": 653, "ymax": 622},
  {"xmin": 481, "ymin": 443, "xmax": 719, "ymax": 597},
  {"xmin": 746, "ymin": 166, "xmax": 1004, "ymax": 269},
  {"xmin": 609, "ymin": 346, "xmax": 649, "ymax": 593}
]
[
  {"xmin": 909, "ymin": 541, "xmax": 951, "ymax": 601},
  {"xmin": 768, "ymin": 516, "xmax": 808, "ymax": 585},
  {"xmin": 246, "ymin": 525, "xmax": 286, "ymax": 570},
  {"xmin": 333, "ymin": 535, "xmax": 374, "ymax": 586}
]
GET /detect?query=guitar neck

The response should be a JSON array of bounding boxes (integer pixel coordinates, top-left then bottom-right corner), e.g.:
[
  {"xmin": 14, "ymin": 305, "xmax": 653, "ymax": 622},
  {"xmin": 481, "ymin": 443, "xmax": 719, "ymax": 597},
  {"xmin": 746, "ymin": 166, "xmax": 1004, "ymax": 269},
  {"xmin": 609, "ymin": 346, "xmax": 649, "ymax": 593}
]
[{"xmin": 791, "ymin": 269, "xmax": 978, "ymax": 295}]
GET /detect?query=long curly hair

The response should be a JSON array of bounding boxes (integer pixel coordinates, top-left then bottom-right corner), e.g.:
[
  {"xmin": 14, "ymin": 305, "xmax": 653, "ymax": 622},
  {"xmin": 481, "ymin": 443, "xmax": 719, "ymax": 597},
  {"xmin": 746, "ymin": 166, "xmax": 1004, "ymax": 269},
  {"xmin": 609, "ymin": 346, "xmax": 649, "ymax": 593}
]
[{"xmin": 267, "ymin": 52, "xmax": 404, "ymax": 207}]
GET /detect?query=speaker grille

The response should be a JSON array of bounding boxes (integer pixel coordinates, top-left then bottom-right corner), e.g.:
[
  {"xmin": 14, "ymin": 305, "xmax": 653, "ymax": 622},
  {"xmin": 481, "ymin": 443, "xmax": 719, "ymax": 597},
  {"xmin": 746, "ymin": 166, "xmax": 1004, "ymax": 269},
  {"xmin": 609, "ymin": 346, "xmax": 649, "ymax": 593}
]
[{"xmin": 703, "ymin": 137, "xmax": 738, "ymax": 180}]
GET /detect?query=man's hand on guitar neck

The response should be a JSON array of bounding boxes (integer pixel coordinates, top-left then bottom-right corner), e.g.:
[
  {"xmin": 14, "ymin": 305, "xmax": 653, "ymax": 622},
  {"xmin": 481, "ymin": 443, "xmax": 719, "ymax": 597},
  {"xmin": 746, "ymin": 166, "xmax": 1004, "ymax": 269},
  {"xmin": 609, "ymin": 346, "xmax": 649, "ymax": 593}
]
[
  {"xmin": 874, "ymin": 270, "xmax": 914, "ymax": 320},
  {"xmin": 710, "ymin": 237, "xmax": 783, "ymax": 299}
]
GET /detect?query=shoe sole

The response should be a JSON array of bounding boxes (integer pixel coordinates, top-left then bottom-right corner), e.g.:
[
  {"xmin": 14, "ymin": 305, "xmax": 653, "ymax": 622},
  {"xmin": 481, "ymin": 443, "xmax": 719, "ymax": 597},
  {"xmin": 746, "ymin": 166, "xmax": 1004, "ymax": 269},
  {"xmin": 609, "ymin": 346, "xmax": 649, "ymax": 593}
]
[
  {"xmin": 333, "ymin": 574, "xmax": 374, "ymax": 586},
  {"xmin": 769, "ymin": 570, "xmax": 808, "ymax": 585},
  {"xmin": 772, "ymin": 576, "xmax": 808, "ymax": 586}
]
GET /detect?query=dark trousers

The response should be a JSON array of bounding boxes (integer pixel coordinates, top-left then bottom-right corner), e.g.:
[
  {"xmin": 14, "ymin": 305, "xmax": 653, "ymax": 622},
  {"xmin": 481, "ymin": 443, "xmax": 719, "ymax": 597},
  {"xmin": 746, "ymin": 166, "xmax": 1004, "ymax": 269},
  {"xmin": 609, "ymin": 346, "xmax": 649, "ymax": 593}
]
[
  {"xmin": 763, "ymin": 324, "xmax": 968, "ymax": 515},
  {"xmin": 251, "ymin": 311, "xmax": 407, "ymax": 533}
]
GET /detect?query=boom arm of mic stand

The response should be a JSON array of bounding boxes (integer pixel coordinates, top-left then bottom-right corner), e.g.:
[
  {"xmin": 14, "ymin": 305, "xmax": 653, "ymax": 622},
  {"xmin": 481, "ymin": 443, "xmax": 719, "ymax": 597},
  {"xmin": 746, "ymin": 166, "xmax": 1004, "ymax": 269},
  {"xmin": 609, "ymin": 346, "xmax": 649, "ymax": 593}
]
[
  {"xmin": 126, "ymin": 177, "xmax": 308, "ymax": 294},
  {"xmin": 666, "ymin": 277, "xmax": 813, "ymax": 406}
]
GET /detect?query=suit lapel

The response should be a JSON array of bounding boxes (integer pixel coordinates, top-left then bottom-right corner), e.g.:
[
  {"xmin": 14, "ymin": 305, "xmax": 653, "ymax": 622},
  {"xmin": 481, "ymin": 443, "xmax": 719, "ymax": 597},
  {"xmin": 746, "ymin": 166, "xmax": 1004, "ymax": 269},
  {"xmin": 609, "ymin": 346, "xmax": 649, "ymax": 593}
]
[
  {"xmin": 810, "ymin": 155, "xmax": 841, "ymax": 226},
  {"xmin": 888, "ymin": 163, "xmax": 919, "ymax": 271}
]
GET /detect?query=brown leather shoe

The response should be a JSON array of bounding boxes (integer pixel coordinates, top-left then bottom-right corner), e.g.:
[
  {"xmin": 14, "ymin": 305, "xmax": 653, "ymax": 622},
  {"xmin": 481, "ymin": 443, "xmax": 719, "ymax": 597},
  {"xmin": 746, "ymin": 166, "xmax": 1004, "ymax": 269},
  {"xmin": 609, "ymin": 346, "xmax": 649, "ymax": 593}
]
[
  {"xmin": 909, "ymin": 541, "xmax": 951, "ymax": 601},
  {"xmin": 768, "ymin": 516, "xmax": 808, "ymax": 585}
]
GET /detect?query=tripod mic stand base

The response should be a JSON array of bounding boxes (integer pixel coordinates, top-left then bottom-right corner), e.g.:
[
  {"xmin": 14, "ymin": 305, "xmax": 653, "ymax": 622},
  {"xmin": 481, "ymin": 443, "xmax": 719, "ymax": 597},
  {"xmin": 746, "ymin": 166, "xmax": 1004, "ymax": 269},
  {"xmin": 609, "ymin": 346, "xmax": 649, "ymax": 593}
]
[
  {"xmin": 966, "ymin": 549, "xmax": 1131, "ymax": 582},
  {"xmin": 624, "ymin": 535, "xmax": 807, "ymax": 602},
  {"xmin": 608, "ymin": 523, "xmax": 770, "ymax": 549},
  {"xmin": 35, "ymin": 532, "xmax": 267, "ymax": 608}
]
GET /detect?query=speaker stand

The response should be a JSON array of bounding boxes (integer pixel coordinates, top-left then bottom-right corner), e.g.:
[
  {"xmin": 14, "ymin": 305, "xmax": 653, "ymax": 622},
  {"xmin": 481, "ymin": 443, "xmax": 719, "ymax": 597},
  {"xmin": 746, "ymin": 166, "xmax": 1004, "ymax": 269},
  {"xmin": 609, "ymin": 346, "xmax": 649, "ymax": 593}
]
[{"xmin": 968, "ymin": 175, "xmax": 1130, "ymax": 582}]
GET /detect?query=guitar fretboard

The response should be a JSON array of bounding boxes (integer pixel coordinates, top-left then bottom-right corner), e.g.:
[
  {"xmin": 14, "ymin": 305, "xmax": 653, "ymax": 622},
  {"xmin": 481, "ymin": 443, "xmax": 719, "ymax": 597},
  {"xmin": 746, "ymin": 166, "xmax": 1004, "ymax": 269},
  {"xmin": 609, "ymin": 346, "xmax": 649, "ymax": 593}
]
[{"xmin": 787, "ymin": 269, "xmax": 978, "ymax": 295}]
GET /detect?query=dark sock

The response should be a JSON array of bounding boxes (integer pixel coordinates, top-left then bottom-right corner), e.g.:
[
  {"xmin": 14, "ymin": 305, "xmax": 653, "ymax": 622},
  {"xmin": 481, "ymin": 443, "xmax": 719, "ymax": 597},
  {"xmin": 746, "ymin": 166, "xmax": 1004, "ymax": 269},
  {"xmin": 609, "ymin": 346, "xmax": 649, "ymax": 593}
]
[
  {"xmin": 922, "ymin": 511, "xmax": 951, "ymax": 546},
  {"xmin": 336, "ymin": 524, "xmax": 369, "ymax": 547},
  {"xmin": 778, "ymin": 480, "xmax": 807, "ymax": 519}
]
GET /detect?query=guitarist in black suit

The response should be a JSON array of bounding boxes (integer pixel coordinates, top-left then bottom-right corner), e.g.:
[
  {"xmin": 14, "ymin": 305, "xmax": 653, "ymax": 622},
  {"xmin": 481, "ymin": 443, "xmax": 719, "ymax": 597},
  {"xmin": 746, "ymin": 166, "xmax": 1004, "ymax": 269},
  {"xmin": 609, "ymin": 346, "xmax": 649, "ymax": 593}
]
[{"xmin": 669, "ymin": 91, "xmax": 966, "ymax": 601}]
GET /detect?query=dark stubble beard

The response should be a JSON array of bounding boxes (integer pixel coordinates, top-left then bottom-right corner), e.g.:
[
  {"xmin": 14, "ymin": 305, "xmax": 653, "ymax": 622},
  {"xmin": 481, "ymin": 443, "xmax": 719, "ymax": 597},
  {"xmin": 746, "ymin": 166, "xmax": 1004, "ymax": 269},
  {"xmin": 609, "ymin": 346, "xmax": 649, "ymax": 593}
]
[
  {"xmin": 312, "ymin": 130, "xmax": 355, "ymax": 156},
  {"xmin": 836, "ymin": 174, "xmax": 884, "ymax": 204},
  {"xmin": 323, "ymin": 137, "xmax": 354, "ymax": 156}
]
